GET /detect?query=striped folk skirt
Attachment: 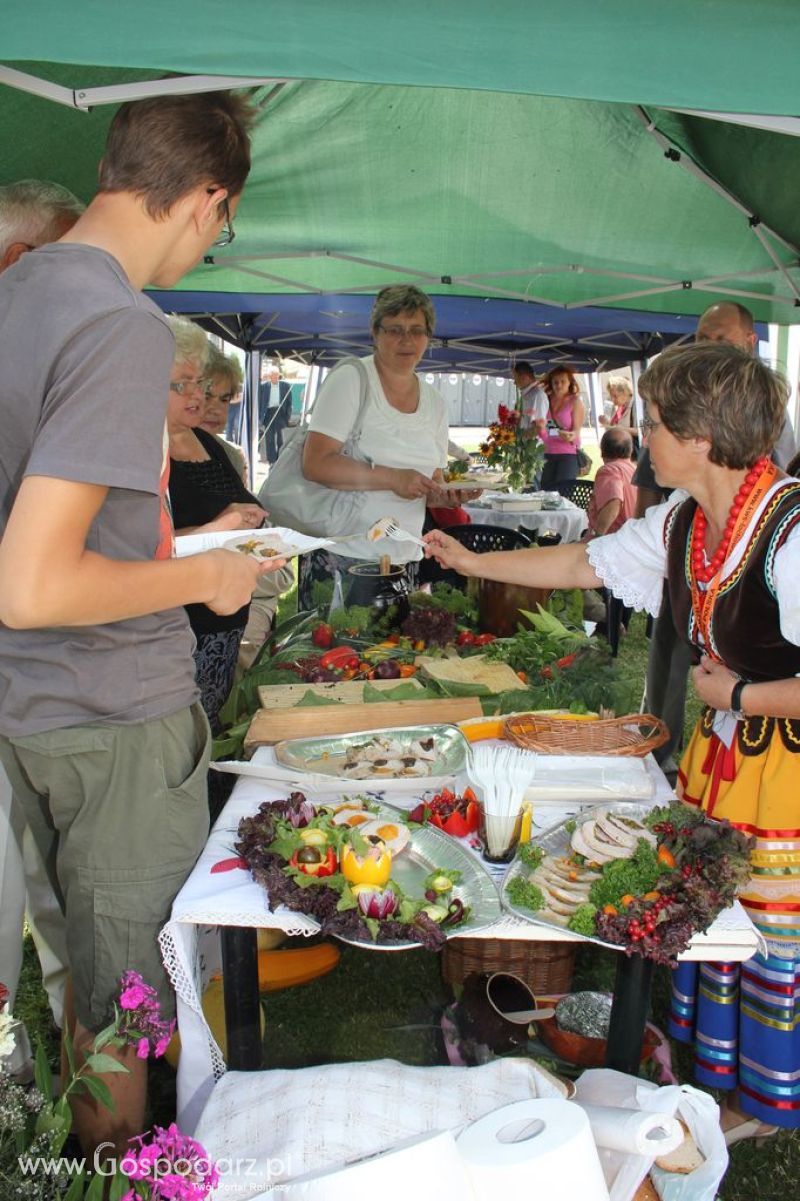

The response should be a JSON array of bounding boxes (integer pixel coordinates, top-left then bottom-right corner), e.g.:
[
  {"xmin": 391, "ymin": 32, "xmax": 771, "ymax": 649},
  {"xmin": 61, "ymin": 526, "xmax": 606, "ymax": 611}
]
[{"xmin": 669, "ymin": 954, "xmax": 800, "ymax": 1126}]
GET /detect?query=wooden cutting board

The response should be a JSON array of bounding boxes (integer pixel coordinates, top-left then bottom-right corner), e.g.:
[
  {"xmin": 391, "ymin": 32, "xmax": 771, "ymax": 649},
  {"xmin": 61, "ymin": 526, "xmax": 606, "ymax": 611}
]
[
  {"xmin": 416, "ymin": 653, "xmax": 523, "ymax": 693},
  {"xmin": 257, "ymin": 677, "xmax": 424, "ymax": 709},
  {"xmin": 244, "ymin": 697, "xmax": 483, "ymax": 753}
]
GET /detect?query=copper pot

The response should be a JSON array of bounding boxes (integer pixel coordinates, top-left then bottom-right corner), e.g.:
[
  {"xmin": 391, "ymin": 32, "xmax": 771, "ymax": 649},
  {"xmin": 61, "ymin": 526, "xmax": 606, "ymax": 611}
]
[{"xmin": 477, "ymin": 577, "xmax": 552, "ymax": 637}]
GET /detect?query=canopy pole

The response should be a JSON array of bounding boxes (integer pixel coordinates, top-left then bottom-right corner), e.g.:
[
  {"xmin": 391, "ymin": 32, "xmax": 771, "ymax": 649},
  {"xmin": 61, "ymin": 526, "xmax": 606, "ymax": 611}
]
[
  {"xmin": 669, "ymin": 109, "xmax": 800, "ymax": 139},
  {"xmin": 635, "ymin": 106, "xmax": 800, "ymax": 257},
  {"xmin": 0, "ymin": 66, "xmax": 287, "ymax": 111},
  {"xmin": 245, "ymin": 349, "xmax": 261, "ymax": 490}
]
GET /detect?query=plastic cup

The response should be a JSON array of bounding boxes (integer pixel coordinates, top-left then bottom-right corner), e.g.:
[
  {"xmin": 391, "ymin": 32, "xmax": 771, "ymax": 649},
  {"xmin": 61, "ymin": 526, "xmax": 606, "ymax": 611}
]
[{"xmin": 477, "ymin": 800, "xmax": 524, "ymax": 864}]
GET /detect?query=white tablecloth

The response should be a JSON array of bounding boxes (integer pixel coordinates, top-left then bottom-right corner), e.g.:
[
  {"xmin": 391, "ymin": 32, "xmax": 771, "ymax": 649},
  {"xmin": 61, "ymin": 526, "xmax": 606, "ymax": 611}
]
[
  {"xmin": 465, "ymin": 499, "xmax": 588, "ymax": 542},
  {"xmin": 160, "ymin": 746, "xmax": 761, "ymax": 1132}
]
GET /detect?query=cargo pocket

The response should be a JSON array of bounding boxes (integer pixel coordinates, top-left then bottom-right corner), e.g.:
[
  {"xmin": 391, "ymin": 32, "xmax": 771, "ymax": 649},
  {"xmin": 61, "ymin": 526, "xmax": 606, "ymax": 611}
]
[
  {"xmin": 86, "ymin": 868, "xmax": 190, "ymax": 1028},
  {"xmin": 160, "ymin": 705, "xmax": 211, "ymax": 862}
]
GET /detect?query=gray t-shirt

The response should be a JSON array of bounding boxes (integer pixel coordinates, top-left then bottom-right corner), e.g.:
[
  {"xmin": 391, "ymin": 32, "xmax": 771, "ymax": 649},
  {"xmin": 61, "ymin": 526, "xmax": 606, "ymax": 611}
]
[{"xmin": 0, "ymin": 244, "xmax": 198, "ymax": 736}]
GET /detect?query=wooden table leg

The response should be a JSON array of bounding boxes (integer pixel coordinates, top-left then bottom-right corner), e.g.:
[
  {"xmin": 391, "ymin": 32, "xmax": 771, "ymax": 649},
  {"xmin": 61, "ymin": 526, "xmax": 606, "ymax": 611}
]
[
  {"xmin": 220, "ymin": 926, "xmax": 263, "ymax": 1070},
  {"xmin": 604, "ymin": 954, "xmax": 654, "ymax": 1075}
]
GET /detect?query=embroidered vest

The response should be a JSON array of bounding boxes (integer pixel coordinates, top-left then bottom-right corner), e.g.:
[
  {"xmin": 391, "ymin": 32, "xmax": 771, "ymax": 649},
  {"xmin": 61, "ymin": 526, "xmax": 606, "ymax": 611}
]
[{"xmin": 666, "ymin": 483, "xmax": 800, "ymax": 755}]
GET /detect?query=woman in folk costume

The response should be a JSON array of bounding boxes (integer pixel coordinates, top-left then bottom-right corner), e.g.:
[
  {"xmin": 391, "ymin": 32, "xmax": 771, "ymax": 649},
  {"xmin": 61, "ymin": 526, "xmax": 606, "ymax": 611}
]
[{"xmin": 423, "ymin": 341, "xmax": 800, "ymax": 1145}]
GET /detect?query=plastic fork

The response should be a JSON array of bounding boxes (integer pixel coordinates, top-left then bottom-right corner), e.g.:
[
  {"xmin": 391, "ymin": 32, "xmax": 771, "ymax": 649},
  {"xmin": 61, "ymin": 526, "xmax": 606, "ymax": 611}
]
[{"xmin": 368, "ymin": 516, "xmax": 427, "ymax": 548}]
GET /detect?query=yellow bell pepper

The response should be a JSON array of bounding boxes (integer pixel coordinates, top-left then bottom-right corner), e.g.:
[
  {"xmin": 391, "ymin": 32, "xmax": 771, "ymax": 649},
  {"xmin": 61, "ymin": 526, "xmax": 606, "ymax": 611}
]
[{"xmin": 340, "ymin": 840, "xmax": 393, "ymax": 887}]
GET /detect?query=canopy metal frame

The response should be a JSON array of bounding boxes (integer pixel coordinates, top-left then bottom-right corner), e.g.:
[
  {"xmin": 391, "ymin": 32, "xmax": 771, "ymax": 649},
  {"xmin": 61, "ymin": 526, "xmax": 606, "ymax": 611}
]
[{"xmin": 2, "ymin": 66, "xmax": 799, "ymax": 316}]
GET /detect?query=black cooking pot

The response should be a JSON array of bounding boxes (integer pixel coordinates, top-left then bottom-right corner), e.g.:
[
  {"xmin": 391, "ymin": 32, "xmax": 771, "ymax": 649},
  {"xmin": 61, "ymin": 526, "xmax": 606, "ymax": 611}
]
[{"xmin": 344, "ymin": 561, "xmax": 411, "ymax": 623}]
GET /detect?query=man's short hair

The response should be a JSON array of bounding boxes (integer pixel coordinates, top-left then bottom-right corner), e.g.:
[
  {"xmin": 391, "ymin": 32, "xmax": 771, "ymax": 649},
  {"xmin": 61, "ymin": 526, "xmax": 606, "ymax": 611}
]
[
  {"xmin": 600, "ymin": 427, "xmax": 633, "ymax": 460},
  {"xmin": 639, "ymin": 342, "xmax": 786, "ymax": 469},
  {"xmin": 513, "ymin": 361, "xmax": 535, "ymax": 381},
  {"xmin": 370, "ymin": 285, "xmax": 436, "ymax": 335},
  {"xmin": 0, "ymin": 180, "xmax": 84, "ymax": 257},
  {"xmin": 698, "ymin": 300, "xmax": 755, "ymax": 334},
  {"xmin": 98, "ymin": 91, "xmax": 257, "ymax": 219}
]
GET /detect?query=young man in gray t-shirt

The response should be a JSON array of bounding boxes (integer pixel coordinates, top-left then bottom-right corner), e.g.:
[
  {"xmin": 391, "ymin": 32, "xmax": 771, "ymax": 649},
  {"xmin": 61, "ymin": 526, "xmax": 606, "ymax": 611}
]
[{"xmin": 0, "ymin": 92, "xmax": 285, "ymax": 1157}]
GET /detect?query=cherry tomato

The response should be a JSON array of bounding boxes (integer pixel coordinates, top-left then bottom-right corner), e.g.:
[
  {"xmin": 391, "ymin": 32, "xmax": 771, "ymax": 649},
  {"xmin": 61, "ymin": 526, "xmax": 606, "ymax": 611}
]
[
  {"xmin": 474, "ymin": 633, "xmax": 496, "ymax": 646},
  {"xmin": 456, "ymin": 630, "xmax": 476, "ymax": 646}
]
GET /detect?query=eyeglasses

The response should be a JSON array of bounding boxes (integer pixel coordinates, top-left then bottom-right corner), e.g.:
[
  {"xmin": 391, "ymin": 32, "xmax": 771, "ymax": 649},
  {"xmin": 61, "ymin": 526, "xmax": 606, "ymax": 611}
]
[
  {"xmin": 377, "ymin": 323, "xmax": 429, "ymax": 340},
  {"xmin": 642, "ymin": 414, "xmax": 662, "ymax": 436},
  {"xmin": 170, "ymin": 377, "xmax": 208, "ymax": 395},
  {"xmin": 212, "ymin": 196, "xmax": 236, "ymax": 248}
]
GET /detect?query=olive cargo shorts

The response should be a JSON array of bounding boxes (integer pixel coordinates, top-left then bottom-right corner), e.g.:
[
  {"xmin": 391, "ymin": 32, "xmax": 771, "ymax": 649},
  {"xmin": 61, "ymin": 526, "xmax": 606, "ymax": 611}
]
[{"xmin": 0, "ymin": 703, "xmax": 210, "ymax": 1030}]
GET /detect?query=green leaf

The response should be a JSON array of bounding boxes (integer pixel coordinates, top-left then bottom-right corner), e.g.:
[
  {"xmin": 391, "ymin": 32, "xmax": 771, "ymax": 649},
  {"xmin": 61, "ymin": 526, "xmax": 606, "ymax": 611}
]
[
  {"xmin": 398, "ymin": 897, "xmax": 424, "ymax": 923},
  {"xmin": 335, "ymin": 886, "xmax": 358, "ymax": 912},
  {"xmin": 84, "ymin": 1052, "xmax": 130, "ymax": 1075},
  {"xmin": 109, "ymin": 1168, "xmax": 132, "ymax": 1201},
  {"xmin": 294, "ymin": 690, "xmax": 343, "ymax": 707},
  {"xmin": 211, "ymin": 718, "xmax": 250, "ymax": 761},
  {"xmin": 362, "ymin": 680, "xmax": 424, "ymax": 702},
  {"xmin": 431, "ymin": 678, "xmax": 491, "ymax": 698},
  {"xmin": 92, "ymin": 1022, "xmax": 119, "ymax": 1052},
  {"xmin": 85, "ymin": 1171, "xmax": 107, "ymax": 1201},
  {"xmin": 63, "ymin": 1030, "xmax": 77, "ymax": 1078},
  {"xmin": 80, "ymin": 1074, "xmax": 114, "ymax": 1111},
  {"xmin": 34, "ymin": 1041, "xmax": 53, "ymax": 1102},
  {"xmin": 63, "ymin": 1170, "xmax": 90, "ymax": 1201}
]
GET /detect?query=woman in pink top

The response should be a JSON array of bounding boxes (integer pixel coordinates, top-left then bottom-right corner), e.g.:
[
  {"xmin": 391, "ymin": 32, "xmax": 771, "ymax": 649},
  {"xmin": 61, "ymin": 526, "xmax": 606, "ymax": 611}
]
[{"xmin": 537, "ymin": 367, "xmax": 586, "ymax": 495}]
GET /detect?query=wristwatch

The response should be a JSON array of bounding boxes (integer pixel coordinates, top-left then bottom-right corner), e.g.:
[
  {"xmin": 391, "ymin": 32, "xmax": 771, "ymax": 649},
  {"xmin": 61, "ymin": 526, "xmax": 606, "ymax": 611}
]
[{"xmin": 730, "ymin": 677, "xmax": 749, "ymax": 722}]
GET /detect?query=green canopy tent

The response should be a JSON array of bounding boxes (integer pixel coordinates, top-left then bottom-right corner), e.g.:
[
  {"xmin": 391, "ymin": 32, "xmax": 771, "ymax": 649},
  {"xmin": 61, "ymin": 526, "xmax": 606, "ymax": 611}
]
[{"xmin": 3, "ymin": 0, "xmax": 800, "ymax": 327}]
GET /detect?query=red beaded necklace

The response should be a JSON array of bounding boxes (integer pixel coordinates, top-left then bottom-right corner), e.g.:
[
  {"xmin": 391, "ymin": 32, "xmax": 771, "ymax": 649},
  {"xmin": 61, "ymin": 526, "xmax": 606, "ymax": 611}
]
[{"xmin": 691, "ymin": 457, "xmax": 770, "ymax": 584}]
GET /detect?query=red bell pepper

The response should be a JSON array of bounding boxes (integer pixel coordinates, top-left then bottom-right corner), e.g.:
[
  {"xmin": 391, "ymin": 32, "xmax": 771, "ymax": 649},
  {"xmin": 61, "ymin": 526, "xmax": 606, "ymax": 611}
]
[
  {"xmin": 289, "ymin": 845, "xmax": 338, "ymax": 877},
  {"xmin": 319, "ymin": 646, "xmax": 359, "ymax": 671},
  {"xmin": 312, "ymin": 623, "xmax": 334, "ymax": 648},
  {"xmin": 427, "ymin": 787, "xmax": 480, "ymax": 838}
]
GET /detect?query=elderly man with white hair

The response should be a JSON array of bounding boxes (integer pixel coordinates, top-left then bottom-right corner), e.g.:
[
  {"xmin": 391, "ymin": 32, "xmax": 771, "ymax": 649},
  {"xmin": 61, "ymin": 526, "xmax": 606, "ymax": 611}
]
[{"xmin": 0, "ymin": 179, "xmax": 85, "ymax": 1074}]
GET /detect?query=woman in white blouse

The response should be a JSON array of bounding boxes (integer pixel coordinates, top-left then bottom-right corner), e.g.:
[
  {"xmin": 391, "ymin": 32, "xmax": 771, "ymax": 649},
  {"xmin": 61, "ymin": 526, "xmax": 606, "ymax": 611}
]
[{"xmin": 298, "ymin": 285, "xmax": 472, "ymax": 608}]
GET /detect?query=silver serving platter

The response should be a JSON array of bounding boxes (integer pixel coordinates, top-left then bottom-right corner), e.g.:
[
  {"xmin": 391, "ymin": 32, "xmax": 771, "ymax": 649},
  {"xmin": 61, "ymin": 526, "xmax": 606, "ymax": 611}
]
[
  {"xmin": 273, "ymin": 723, "xmax": 470, "ymax": 783},
  {"xmin": 332, "ymin": 815, "xmax": 502, "ymax": 951},
  {"xmin": 501, "ymin": 801, "xmax": 653, "ymax": 952}
]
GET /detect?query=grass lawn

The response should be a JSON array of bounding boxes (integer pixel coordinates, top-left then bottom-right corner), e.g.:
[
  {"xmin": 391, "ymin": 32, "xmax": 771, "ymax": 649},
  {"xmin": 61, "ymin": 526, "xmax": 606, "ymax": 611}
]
[{"xmin": 14, "ymin": 611, "xmax": 799, "ymax": 1198}]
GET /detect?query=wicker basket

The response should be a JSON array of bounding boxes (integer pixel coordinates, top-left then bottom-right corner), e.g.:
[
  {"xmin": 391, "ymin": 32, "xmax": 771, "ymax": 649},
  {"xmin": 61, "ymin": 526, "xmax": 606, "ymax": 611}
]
[
  {"xmin": 441, "ymin": 937, "xmax": 577, "ymax": 995},
  {"xmin": 504, "ymin": 712, "xmax": 669, "ymax": 758}
]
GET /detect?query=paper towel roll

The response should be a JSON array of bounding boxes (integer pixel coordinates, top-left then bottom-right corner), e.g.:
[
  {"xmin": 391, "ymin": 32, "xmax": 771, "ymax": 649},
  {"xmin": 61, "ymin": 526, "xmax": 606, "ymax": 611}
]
[
  {"xmin": 457, "ymin": 1099, "xmax": 609, "ymax": 1201},
  {"xmin": 578, "ymin": 1104, "xmax": 683, "ymax": 1158},
  {"xmin": 278, "ymin": 1130, "xmax": 476, "ymax": 1200}
]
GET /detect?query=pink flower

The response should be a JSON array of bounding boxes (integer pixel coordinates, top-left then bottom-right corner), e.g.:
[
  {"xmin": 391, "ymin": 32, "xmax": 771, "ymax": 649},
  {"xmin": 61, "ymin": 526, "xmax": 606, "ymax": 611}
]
[
  {"xmin": 119, "ymin": 983, "xmax": 149, "ymax": 1010},
  {"xmin": 154, "ymin": 1031, "xmax": 173, "ymax": 1058},
  {"xmin": 136, "ymin": 1038, "xmax": 150, "ymax": 1060},
  {"xmin": 123, "ymin": 1123, "xmax": 219, "ymax": 1201}
]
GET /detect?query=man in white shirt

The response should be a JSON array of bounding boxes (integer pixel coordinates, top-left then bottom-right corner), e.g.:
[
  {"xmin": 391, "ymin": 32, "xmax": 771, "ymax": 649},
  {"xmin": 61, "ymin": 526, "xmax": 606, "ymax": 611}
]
[{"xmin": 513, "ymin": 361, "xmax": 548, "ymax": 487}]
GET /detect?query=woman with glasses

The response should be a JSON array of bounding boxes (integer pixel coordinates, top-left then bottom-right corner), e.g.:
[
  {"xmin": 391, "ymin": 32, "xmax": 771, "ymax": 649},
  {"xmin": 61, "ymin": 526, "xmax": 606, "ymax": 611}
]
[
  {"xmin": 425, "ymin": 341, "xmax": 800, "ymax": 1145},
  {"xmin": 166, "ymin": 318, "xmax": 269, "ymax": 729},
  {"xmin": 296, "ymin": 284, "xmax": 468, "ymax": 609}
]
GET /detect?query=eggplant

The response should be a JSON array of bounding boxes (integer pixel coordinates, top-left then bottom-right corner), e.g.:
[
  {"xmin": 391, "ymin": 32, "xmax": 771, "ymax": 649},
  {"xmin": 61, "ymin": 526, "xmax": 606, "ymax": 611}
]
[
  {"xmin": 373, "ymin": 658, "xmax": 402, "ymax": 679},
  {"xmin": 306, "ymin": 667, "xmax": 339, "ymax": 683}
]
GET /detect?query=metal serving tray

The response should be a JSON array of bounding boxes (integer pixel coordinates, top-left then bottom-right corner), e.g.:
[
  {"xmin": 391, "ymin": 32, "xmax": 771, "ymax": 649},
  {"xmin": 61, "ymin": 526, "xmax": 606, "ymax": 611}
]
[
  {"xmin": 501, "ymin": 801, "xmax": 653, "ymax": 951},
  {"xmin": 273, "ymin": 723, "xmax": 470, "ymax": 784},
  {"xmin": 333, "ymin": 815, "xmax": 502, "ymax": 950}
]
